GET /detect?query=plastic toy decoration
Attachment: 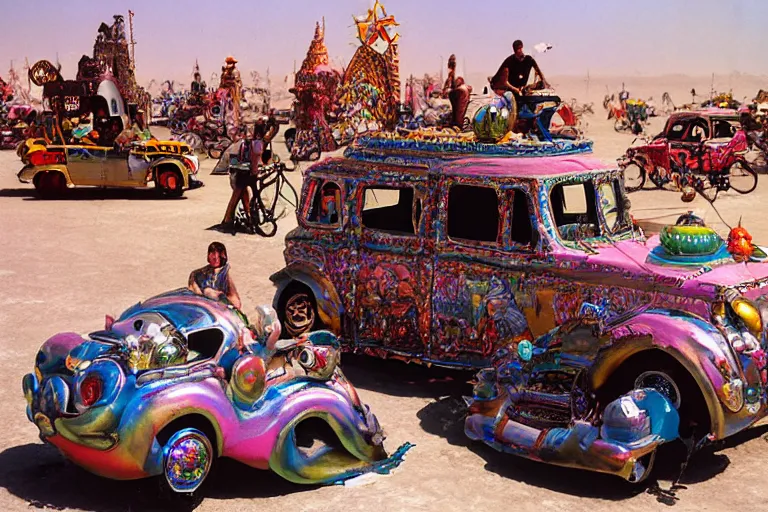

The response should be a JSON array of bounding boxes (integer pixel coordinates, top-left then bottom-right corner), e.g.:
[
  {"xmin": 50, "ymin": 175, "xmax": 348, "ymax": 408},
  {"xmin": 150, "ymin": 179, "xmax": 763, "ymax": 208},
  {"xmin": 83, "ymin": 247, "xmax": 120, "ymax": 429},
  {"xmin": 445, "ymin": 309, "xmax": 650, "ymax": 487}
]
[{"xmin": 22, "ymin": 289, "xmax": 411, "ymax": 494}]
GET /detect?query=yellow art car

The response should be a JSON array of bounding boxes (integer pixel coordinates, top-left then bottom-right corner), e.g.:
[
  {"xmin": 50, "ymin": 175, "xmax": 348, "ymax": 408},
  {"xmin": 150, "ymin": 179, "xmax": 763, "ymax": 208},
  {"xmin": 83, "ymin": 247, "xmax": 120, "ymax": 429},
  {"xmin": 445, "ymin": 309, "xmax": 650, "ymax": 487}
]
[{"xmin": 17, "ymin": 140, "xmax": 202, "ymax": 198}]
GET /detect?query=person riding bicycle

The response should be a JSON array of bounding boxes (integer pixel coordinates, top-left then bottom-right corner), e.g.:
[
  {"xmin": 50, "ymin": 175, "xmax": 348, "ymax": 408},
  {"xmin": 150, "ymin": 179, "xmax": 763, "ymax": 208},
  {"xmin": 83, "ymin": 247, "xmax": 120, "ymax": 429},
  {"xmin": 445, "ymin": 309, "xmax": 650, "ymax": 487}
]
[{"xmin": 219, "ymin": 116, "xmax": 279, "ymax": 232}]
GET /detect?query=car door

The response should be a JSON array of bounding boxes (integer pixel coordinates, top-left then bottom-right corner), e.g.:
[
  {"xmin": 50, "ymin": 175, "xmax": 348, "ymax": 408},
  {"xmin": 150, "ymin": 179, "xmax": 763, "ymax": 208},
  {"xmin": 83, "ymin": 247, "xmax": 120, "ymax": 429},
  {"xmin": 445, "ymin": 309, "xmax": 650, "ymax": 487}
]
[
  {"xmin": 431, "ymin": 178, "xmax": 542, "ymax": 367},
  {"xmin": 103, "ymin": 146, "xmax": 135, "ymax": 186},
  {"xmin": 353, "ymin": 171, "xmax": 434, "ymax": 357},
  {"xmin": 671, "ymin": 116, "xmax": 707, "ymax": 166},
  {"xmin": 295, "ymin": 173, "xmax": 354, "ymax": 338},
  {"xmin": 65, "ymin": 146, "xmax": 108, "ymax": 186}
]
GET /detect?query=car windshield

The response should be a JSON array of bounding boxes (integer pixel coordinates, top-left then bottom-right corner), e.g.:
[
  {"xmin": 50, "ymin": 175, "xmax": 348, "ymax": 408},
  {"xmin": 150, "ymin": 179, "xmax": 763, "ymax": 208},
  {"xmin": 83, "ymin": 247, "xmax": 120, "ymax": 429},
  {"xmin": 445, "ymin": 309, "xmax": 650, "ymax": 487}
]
[{"xmin": 549, "ymin": 176, "xmax": 632, "ymax": 245}]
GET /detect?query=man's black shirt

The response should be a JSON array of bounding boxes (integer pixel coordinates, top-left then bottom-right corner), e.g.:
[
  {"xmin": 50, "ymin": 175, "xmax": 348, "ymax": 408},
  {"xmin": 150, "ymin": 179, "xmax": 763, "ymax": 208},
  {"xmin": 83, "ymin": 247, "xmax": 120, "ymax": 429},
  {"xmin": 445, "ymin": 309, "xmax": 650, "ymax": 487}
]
[{"xmin": 492, "ymin": 55, "xmax": 536, "ymax": 90}]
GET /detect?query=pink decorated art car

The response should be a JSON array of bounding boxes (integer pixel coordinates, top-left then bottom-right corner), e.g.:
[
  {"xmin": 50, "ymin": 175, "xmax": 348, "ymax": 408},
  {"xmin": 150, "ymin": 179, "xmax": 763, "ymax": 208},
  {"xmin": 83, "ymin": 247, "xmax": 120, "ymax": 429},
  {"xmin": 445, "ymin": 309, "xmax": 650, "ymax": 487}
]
[{"xmin": 271, "ymin": 142, "xmax": 768, "ymax": 479}]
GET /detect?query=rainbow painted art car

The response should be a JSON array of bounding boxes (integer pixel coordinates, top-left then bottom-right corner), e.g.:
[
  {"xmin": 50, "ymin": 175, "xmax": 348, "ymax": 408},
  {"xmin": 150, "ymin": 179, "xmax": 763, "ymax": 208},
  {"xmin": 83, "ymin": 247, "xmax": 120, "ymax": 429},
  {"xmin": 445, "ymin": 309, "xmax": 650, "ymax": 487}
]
[
  {"xmin": 22, "ymin": 289, "xmax": 407, "ymax": 494},
  {"xmin": 271, "ymin": 134, "xmax": 768, "ymax": 479}
]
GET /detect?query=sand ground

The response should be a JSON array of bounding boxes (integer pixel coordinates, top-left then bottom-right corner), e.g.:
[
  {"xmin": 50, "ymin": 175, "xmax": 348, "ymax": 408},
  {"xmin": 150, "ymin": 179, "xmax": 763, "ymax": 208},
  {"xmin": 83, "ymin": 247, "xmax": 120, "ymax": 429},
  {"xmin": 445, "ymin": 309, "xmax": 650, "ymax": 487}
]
[{"xmin": 1, "ymin": 114, "xmax": 767, "ymax": 512}]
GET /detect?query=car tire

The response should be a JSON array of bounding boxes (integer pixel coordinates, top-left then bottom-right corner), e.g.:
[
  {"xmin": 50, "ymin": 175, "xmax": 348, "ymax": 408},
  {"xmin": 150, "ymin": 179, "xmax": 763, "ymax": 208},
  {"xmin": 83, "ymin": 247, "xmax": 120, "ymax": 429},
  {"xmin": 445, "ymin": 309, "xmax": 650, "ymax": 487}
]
[
  {"xmin": 606, "ymin": 353, "xmax": 709, "ymax": 440},
  {"xmin": 277, "ymin": 283, "xmax": 321, "ymax": 339},
  {"xmin": 156, "ymin": 168, "xmax": 184, "ymax": 198},
  {"xmin": 33, "ymin": 171, "xmax": 67, "ymax": 199},
  {"xmin": 158, "ymin": 428, "xmax": 212, "ymax": 501}
]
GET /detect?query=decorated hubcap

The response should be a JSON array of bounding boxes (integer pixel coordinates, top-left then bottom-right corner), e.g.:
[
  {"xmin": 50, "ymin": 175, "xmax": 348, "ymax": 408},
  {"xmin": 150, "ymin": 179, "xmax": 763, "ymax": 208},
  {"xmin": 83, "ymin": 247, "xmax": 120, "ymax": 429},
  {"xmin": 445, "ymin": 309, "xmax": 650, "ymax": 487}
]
[
  {"xmin": 163, "ymin": 429, "xmax": 212, "ymax": 493},
  {"xmin": 284, "ymin": 293, "xmax": 315, "ymax": 337},
  {"xmin": 634, "ymin": 371, "xmax": 681, "ymax": 409}
]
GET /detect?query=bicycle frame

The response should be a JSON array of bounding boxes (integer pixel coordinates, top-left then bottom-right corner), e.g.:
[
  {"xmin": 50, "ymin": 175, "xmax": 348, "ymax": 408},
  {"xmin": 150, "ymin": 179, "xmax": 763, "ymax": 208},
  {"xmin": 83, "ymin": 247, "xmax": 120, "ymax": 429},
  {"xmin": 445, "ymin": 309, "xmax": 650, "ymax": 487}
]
[{"xmin": 233, "ymin": 163, "xmax": 299, "ymax": 237}]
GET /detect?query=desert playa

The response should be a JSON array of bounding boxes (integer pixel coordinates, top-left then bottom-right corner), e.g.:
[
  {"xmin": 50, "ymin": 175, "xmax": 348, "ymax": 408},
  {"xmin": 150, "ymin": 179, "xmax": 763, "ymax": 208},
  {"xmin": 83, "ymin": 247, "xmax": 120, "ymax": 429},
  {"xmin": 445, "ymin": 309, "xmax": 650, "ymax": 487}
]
[{"xmin": 2, "ymin": 1, "xmax": 768, "ymax": 511}]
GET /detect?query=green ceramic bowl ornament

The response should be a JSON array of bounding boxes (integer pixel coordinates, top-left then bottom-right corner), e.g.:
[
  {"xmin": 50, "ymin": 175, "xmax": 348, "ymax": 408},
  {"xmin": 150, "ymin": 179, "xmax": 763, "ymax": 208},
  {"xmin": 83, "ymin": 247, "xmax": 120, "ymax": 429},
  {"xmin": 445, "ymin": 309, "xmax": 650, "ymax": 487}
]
[{"xmin": 660, "ymin": 225, "xmax": 724, "ymax": 256}]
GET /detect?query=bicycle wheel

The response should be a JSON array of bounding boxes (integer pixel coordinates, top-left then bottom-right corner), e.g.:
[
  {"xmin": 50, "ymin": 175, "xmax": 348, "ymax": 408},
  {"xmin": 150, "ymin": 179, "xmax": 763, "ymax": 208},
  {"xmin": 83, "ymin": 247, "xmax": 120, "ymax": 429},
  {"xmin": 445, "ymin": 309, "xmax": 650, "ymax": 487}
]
[
  {"xmin": 250, "ymin": 180, "xmax": 281, "ymax": 238},
  {"xmin": 622, "ymin": 162, "xmax": 646, "ymax": 192},
  {"xmin": 727, "ymin": 160, "xmax": 758, "ymax": 194}
]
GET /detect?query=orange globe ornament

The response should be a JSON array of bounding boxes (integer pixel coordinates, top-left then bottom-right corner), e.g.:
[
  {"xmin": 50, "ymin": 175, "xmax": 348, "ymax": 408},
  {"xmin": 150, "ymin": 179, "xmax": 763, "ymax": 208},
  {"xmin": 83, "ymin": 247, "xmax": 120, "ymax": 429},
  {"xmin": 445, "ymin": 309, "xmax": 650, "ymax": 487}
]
[{"xmin": 727, "ymin": 218, "xmax": 754, "ymax": 262}]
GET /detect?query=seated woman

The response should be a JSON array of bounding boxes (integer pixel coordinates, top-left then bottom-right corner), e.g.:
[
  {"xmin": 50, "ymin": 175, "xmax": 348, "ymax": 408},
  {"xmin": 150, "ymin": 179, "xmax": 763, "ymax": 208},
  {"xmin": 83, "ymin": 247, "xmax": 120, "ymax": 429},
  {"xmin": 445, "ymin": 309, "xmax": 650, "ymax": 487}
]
[{"xmin": 188, "ymin": 241, "xmax": 242, "ymax": 310}]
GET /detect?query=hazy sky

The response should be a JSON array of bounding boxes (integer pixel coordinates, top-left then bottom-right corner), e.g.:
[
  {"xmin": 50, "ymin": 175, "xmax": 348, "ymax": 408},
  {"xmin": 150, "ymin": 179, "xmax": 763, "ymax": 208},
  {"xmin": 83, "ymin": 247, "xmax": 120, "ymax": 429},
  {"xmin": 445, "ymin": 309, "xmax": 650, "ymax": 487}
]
[{"xmin": 1, "ymin": 0, "xmax": 767, "ymax": 87}]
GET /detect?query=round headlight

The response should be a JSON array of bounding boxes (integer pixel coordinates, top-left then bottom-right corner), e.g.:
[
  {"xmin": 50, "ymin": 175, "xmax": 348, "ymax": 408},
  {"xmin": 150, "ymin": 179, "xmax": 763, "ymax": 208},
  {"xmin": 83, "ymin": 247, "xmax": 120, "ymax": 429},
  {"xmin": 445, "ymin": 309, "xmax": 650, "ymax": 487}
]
[{"xmin": 731, "ymin": 297, "xmax": 763, "ymax": 337}]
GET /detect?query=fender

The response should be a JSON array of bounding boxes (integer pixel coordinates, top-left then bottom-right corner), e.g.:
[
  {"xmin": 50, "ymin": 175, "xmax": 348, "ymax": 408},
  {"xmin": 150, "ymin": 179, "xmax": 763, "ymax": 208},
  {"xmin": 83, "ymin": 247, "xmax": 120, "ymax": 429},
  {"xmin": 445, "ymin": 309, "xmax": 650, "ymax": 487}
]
[
  {"xmin": 17, "ymin": 164, "xmax": 73, "ymax": 185},
  {"xmin": 119, "ymin": 376, "xmax": 235, "ymax": 468},
  {"xmin": 48, "ymin": 375, "xmax": 234, "ymax": 480},
  {"xmin": 149, "ymin": 158, "xmax": 190, "ymax": 188},
  {"xmin": 593, "ymin": 309, "xmax": 741, "ymax": 440},
  {"xmin": 265, "ymin": 383, "xmax": 385, "ymax": 484},
  {"xmin": 270, "ymin": 263, "xmax": 343, "ymax": 334}
]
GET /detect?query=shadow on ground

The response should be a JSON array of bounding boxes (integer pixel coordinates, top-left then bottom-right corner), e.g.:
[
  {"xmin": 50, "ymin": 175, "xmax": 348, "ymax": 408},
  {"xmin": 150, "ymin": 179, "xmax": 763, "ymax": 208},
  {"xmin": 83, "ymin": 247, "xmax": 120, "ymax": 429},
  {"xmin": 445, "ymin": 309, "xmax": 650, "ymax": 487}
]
[
  {"xmin": 417, "ymin": 395, "xmax": 768, "ymax": 504},
  {"xmin": 0, "ymin": 443, "xmax": 310, "ymax": 511},
  {"xmin": 341, "ymin": 353, "xmax": 473, "ymax": 399},
  {"xmin": 0, "ymin": 188, "xmax": 188, "ymax": 201}
]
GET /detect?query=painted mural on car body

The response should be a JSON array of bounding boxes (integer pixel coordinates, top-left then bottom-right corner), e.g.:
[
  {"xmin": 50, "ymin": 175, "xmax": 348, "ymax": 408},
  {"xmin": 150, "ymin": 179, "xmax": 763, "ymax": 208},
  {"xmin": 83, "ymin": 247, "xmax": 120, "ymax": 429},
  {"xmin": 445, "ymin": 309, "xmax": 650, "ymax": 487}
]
[{"xmin": 271, "ymin": 138, "xmax": 768, "ymax": 460}]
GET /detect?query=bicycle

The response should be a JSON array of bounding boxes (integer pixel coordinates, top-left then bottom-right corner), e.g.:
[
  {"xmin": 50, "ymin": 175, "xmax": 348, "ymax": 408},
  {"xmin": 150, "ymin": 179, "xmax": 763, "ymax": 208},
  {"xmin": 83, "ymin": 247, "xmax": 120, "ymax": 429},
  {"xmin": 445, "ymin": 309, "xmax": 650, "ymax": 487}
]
[
  {"xmin": 664, "ymin": 158, "xmax": 757, "ymax": 203},
  {"xmin": 231, "ymin": 158, "xmax": 299, "ymax": 237},
  {"xmin": 623, "ymin": 133, "xmax": 758, "ymax": 196}
]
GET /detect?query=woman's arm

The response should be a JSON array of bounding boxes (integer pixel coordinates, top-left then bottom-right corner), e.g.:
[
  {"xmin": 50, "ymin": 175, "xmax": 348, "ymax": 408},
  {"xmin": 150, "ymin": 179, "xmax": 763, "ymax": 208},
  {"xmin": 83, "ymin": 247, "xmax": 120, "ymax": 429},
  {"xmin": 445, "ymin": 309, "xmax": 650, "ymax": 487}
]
[
  {"xmin": 226, "ymin": 273, "xmax": 242, "ymax": 310},
  {"xmin": 264, "ymin": 123, "xmax": 279, "ymax": 144},
  {"xmin": 188, "ymin": 270, "xmax": 203, "ymax": 295}
]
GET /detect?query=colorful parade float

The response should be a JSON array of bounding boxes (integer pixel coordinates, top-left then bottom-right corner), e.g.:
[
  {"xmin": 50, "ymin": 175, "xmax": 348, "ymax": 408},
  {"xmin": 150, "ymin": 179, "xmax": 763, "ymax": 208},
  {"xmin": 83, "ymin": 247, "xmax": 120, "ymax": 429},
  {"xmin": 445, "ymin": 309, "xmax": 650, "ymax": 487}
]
[
  {"xmin": 288, "ymin": 1, "xmax": 589, "ymax": 162},
  {"xmin": 16, "ymin": 13, "xmax": 203, "ymax": 198},
  {"xmin": 1, "ymin": 62, "xmax": 43, "ymax": 151},
  {"xmin": 288, "ymin": 20, "xmax": 341, "ymax": 161}
]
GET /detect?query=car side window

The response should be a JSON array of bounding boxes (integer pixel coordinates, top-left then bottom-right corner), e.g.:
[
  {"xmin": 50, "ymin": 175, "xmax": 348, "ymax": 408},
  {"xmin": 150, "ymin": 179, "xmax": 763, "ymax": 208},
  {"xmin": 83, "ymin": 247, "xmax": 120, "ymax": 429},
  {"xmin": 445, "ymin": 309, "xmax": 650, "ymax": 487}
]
[
  {"xmin": 510, "ymin": 188, "xmax": 533, "ymax": 247},
  {"xmin": 685, "ymin": 119, "xmax": 709, "ymax": 142},
  {"xmin": 550, "ymin": 181, "xmax": 599, "ymax": 241},
  {"xmin": 306, "ymin": 179, "xmax": 342, "ymax": 227},
  {"xmin": 362, "ymin": 186, "xmax": 420, "ymax": 235},
  {"xmin": 447, "ymin": 184, "xmax": 499, "ymax": 244},
  {"xmin": 666, "ymin": 121, "xmax": 687, "ymax": 141},
  {"xmin": 713, "ymin": 120, "xmax": 735, "ymax": 138}
]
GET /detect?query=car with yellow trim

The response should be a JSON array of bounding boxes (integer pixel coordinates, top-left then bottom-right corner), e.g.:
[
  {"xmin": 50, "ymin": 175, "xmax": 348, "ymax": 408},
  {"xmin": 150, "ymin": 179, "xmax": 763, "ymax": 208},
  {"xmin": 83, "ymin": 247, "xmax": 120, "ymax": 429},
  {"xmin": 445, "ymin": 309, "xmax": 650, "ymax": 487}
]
[{"xmin": 17, "ymin": 139, "xmax": 202, "ymax": 198}]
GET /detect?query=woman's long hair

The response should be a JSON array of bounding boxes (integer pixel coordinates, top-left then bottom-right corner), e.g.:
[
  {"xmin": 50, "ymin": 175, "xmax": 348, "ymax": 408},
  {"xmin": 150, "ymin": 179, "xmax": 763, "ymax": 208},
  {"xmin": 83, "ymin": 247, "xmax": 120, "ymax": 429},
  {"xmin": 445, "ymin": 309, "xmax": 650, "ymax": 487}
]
[{"xmin": 208, "ymin": 241, "xmax": 228, "ymax": 267}]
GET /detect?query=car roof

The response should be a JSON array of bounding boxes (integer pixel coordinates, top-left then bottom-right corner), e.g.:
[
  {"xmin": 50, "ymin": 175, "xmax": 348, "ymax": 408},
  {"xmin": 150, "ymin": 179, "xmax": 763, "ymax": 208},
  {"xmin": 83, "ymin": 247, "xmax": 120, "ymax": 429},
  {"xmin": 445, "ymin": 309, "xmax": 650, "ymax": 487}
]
[
  {"xmin": 440, "ymin": 155, "xmax": 613, "ymax": 178},
  {"xmin": 314, "ymin": 154, "xmax": 613, "ymax": 180},
  {"xmin": 670, "ymin": 108, "xmax": 739, "ymax": 119}
]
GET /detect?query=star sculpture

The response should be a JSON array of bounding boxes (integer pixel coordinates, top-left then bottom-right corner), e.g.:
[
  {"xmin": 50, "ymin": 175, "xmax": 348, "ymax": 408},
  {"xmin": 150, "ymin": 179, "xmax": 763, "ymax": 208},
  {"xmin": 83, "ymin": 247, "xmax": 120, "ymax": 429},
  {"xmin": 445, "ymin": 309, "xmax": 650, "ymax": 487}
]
[{"xmin": 354, "ymin": 0, "xmax": 399, "ymax": 51}]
